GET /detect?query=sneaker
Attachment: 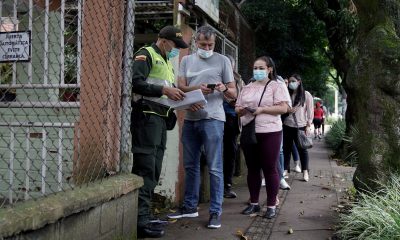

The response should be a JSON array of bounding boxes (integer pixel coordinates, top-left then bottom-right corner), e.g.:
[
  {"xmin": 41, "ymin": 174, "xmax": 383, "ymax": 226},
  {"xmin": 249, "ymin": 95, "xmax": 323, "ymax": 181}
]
[
  {"xmin": 242, "ymin": 204, "xmax": 261, "ymax": 215},
  {"xmin": 167, "ymin": 206, "xmax": 199, "ymax": 219},
  {"xmin": 283, "ymin": 170, "xmax": 289, "ymax": 179},
  {"xmin": 264, "ymin": 207, "xmax": 276, "ymax": 219},
  {"xmin": 294, "ymin": 161, "xmax": 301, "ymax": 173},
  {"xmin": 224, "ymin": 188, "xmax": 237, "ymax": 198},
  {"xmin": 207, "ymin": 213, "xmax": 221, "ymax": 229},
  {"xmin": 137, "ymin": 223, "xmax": 165, "ymax": 238},
  {"xmin": 279, "ymin": 178, "xmax": 291, "ymax": 190},
  {"xmin": 303, "ymin": 170, "xmax": 309, "ymax": 182},
  {"xmin": 261, "ymin": 178, "xmax": 266, "ymax": 186}
]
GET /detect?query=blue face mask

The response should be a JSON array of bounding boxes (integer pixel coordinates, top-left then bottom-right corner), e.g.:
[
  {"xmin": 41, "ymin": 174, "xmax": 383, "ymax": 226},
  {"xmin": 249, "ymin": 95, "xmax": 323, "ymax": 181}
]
[
  {"xmin": 253, "ymin": 70, "xmax": 268, "ymax": 81},
  {"xmin": 167, "ymin": 48, "xmax": 179, "ymax": 59}
]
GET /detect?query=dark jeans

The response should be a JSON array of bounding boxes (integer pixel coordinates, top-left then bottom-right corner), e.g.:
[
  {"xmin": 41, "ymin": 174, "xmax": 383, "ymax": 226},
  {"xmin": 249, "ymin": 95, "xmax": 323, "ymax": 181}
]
[
  {"xmin": 223, "ymin": 114, "xmax": 240, "ymax": 188},
  {"xmin": 242, "ymin": 131, "xmax": 282, "ymax": 206},
  {"xmin": 292, "ymin": 142, "xmax": 299, "ymax": 162},
  {"xmin": 131, "ymin": 112, "xmax": 166, "ymax": 227},
  {"xmin": 283, "ymin": 125, "xmax": 310, "ymax": 172}
]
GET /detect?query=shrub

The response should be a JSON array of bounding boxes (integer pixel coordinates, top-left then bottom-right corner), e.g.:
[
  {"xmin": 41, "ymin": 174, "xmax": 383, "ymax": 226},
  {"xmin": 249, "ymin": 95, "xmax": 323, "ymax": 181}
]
[
  {"xmin": 325, "ymin": 119, "xmax": 346, "ymax": 151},
  {"xmin": 337, "ymin": 175, "xmax": 400, "ymax": 240}
]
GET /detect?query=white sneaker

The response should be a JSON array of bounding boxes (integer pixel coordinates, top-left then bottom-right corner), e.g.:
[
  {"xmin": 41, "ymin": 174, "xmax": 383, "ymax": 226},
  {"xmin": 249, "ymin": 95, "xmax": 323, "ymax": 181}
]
[
  {"xmin": 283, "ymin": 170, "xmax": 289, "ymax": 179},
  {"xmin": 303, "ymin": 170, "xmax": 309, "ymax": 182},
  {"xmin": 261, "ymin": 178, "xmax": 266, "ymax": 186},
  {"xmin": 294, "ymin": 161, "xmax": 301, "ymax": 173},
  {"xmin": 280, "ymin": 179, "xmax": 291, "ymax": 190}
]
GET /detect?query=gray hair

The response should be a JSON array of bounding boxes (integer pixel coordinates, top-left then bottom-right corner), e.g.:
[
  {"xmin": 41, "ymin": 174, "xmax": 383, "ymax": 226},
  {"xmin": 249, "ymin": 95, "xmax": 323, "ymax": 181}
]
[{"xmin": 195, "ymin": 26, "xmax": 216, "ymax": 40}]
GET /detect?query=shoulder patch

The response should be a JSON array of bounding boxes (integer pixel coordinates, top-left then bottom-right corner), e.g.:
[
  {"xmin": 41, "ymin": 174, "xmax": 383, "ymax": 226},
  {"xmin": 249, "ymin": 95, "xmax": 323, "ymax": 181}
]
[{"xmin": 135, "ymin": 55, "xmax": 147, "ymax": 61}]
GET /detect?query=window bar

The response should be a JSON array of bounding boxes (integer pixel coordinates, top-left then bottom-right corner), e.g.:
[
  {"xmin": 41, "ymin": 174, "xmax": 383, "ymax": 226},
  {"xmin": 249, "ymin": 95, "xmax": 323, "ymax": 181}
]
[
  {"xmin": 12, "ymin": 0, "xmax": 18, "ymax": 85},
  {"xmin": 9, "ymin": 127, "xmax": 15, "ymax": 204},
  {"xmin": 57, "ymin": 128, "xmax": 63, "ymax": 191},
  {"xmin": 28, "ymin": 0, "xmax": 33, "ymax": 84},
  {"xmin": 235, "ymin": 47, "xmax": 239, "ymax": 72},
  {"xmin": 77, "ymin": 0, "xmax": 83, "ymax": 85},
  {"xmin": 60, "ymin": 0, "xmax": 65, "ymax": 85},
  {"xmin": 43, "ymin": 0, "xmax": 49, "ymax": 85},
  {"xmin": 222, "ymin": 38, "xmax": 226, "ymax": 56},
  {"xmin": 41, "ymin": 128, "xmax": 47, "ymax": 195},
  {"xmin": 25, "ymin": 127, "xmax": 31, "ymax": 200},
  {"xmin": 0, "ymin": 1, "xmax": 2, "ymax": 26},
  {"xmin": 0, "ymin": 2, "xmax": 2, "ymax": 82}
]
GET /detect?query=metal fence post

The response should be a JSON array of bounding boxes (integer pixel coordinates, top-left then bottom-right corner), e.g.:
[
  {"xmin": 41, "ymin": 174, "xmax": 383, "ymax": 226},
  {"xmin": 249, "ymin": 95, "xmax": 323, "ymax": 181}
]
[{"xmin": 119, "ymin": 0, "xmax": 135, "ymax": 173}]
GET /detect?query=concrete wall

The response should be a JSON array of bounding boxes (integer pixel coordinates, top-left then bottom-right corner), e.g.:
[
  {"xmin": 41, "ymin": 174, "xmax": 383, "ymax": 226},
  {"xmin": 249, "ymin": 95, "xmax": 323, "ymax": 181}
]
[{"xmin": 0, "ymin": 174, "xmax": 143, "ymax": 240}]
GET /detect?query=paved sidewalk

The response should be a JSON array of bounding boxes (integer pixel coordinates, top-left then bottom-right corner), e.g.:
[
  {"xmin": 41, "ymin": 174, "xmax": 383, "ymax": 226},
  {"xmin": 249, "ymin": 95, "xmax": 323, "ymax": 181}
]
[{"xmin": 150, "ymin": 138, "xmax": 354, "ymax": 240}]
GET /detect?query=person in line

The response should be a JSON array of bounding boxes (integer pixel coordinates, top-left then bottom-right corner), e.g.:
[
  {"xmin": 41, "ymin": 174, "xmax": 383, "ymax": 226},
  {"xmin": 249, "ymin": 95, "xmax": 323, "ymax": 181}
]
[
  {"xmin": 236, "ymin": 56, "xmax": 289, "ymax": 219},
  {"xmin": 313, "ymin": 101, "xmax": 324, "ymax": 139},
  {"xmin": 282, "ymin": 78, "xmax": 301, "ymax": 176},
  {"xmin": 223, "ymin": 55, "xmax": 243, "ymax": 198},
  {"xmin": 321, "ymin": 102, "xmax": 328, "ymax": 136},
  {"xmin": 283, "ymin": 74, "xmax": 314, "ymax": 182},
  {"xmin": 131, "ymin": 26, "xmax": 188, "ymax": 238},
  {"xmin": 167, "ymin": 25, "xmax": 237, "ymax": 229},
  {"xmin": 276, "ymin": 76, "xmax": 291, "ymax": 190}
]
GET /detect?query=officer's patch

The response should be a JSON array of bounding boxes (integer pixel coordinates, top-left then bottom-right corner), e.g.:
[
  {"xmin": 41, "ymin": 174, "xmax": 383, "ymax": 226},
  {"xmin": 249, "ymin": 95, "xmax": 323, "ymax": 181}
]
[{"xmin": 135, "ymin": 55, "xmax": 147, "ymax": 61}]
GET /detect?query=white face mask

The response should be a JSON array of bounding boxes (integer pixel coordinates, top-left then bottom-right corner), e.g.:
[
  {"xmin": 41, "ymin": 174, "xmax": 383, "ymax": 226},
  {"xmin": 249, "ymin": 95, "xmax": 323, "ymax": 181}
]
[
  {"xmin": 289, "ymin": 82, "xmax": 299, "ymax": 90},
  {"xmin": 197, "ymin": 48, "xmax": 213, "ymax": 58}
]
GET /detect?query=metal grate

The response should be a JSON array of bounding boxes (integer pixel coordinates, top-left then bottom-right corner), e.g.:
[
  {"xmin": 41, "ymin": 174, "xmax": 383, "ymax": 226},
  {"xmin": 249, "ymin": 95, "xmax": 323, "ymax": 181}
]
[{"xmin": 0, "ymin": 0, "xmax": 134, "ymax": 208}]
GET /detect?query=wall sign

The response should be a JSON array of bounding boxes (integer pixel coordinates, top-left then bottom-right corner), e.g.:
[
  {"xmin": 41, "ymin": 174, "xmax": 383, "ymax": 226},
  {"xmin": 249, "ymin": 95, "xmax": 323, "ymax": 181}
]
[
  {"xmin": 195, "ymin": 0, "xmax": 219, "ymax": 23},
  {"xmin": 0, "ymin": 31, "xmax": 31, "ymax": 63}
]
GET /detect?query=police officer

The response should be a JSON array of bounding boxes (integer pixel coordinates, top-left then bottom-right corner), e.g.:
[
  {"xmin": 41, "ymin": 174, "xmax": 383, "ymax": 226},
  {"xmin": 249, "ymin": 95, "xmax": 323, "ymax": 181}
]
[{"xmin": 131, "ymin": 26, "xmax": 188, "ymax": 238}]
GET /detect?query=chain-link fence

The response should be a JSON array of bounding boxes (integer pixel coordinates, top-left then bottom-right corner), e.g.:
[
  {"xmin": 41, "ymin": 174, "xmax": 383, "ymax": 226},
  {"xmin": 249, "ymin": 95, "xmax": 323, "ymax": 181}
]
[{"xmin": 0, "ymin": 0, "xmax": 134, "ymax": 208}]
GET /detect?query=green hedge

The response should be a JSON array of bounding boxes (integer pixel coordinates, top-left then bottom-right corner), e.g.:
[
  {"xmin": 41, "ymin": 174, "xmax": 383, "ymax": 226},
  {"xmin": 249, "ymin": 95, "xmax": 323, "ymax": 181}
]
[{"xmin": 325, "ymin": 119, "xmax": 346, "ymax": 151}]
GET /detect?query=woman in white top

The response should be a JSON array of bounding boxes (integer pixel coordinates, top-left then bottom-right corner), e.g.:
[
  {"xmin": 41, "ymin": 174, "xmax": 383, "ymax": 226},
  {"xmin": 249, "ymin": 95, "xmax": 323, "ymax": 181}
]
[{"xmin": 283, "ymin": 74, "xmax": 314, "ymax": 182}]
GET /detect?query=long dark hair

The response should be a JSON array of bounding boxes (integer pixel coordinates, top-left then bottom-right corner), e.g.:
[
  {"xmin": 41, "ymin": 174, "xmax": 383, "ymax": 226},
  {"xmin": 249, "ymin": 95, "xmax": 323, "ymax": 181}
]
[
  {"xmin": 255, "ymin": 56, "xmax": 277, "ymax": 80},
  {"xmin": 289, "ymin": 73, "xmax": 305, "ymax": 107}
]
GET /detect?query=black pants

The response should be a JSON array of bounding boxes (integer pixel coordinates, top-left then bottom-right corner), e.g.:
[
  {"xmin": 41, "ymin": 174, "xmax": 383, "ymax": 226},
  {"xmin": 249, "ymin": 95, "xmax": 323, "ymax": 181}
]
[
  {"xmin": 131, "ymin": 110, "xmax": 166, "ymax": 227},
  {"xmin": 223, "ymin": 114, "xmax": 240, "ymax": 188},
  {"xmin": 283, "ymin": 125, "xmax": 309, "ymax": 172}
]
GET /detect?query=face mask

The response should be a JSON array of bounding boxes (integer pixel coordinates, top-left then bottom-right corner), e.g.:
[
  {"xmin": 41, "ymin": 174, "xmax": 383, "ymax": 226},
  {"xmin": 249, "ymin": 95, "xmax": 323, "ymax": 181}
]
[
  {"xmin": 289, "ymin": 82, "xmax": 299, "ymax": 90},
  {"xmin": 167, "ymin": 47, "xmax": 179, "ymax": 59},
  {"xmin": 197, "ymin": 48, "xmax": 213, "ymax": 58},
  {"xmin": 253, "ymin": 70, "xmax": 268, "ymax": 81}
]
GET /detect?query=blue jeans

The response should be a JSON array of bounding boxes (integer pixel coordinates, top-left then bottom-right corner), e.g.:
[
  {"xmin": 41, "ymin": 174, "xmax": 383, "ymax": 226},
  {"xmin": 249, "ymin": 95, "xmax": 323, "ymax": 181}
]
[
  {"xmin": 182, "ymin": 119, "xmax": 224, "ymax": 215},
  {"xmin": 278, "ymin": 140, "xmax": 284, "ymax": 180}
]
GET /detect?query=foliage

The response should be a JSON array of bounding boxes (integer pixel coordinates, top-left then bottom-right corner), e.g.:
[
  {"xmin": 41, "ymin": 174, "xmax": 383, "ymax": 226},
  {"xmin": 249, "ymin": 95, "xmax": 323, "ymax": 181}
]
[
  {"xmin": 337, "ymin": 175, "xmax": 400, "ymax": 240},
  {"xmin": 310, "ymin": 0, "xmax": 358, "ymax": 87},
  {"xmin": 0, "ymin": 63, "xmax": 13, "ymax": 84},
  {"xmin": 325, "ymin": 118, "xmax": 346, "ymax": 151},
  {"xmin": 64, "ymin": 44, "xmax": 78, "ymax": 85},
  {"xmin": 342, "ymin": 125, "xmax": 359, "ymax": 166},
  {"xmin": 241, "ymin": 0, "xmax": 331, "ymax": 99}
]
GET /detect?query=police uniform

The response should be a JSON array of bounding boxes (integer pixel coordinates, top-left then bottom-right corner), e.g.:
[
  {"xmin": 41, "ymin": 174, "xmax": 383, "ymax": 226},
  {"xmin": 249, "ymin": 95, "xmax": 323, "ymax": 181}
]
[
  {"xmin": 131, "ymin": 43, "xmax": 174, "ymax": 227},
  {"xmin": 131, "ymin": 26, "xmax": 188, "ymax": 235}
]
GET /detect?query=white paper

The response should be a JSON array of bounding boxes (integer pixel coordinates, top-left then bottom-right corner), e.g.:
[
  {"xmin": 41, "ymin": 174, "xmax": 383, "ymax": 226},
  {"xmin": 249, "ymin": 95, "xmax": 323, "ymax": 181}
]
[{"xmin": 166, "ymin": 89, "xmax": 207, "ymax": 110}]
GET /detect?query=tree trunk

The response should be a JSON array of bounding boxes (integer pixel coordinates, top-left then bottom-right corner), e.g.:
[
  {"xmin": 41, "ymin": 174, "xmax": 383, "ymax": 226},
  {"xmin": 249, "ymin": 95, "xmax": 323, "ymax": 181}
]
[{"xmin": 349, "ymin": 0, "xmax": 400, "ymax": 190}]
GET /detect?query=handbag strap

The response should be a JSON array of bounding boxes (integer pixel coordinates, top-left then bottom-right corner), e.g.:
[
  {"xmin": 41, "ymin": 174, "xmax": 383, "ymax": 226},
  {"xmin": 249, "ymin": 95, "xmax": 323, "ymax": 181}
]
[
  {"xmin": 292, "ymin": 113, "xmax": 299, "ymax": 128},
  {"xmin": 252, "ymin": 80, "xmax": 274, "ymax": 121}
]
